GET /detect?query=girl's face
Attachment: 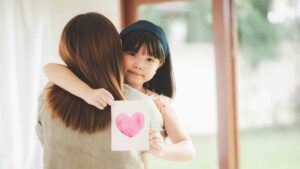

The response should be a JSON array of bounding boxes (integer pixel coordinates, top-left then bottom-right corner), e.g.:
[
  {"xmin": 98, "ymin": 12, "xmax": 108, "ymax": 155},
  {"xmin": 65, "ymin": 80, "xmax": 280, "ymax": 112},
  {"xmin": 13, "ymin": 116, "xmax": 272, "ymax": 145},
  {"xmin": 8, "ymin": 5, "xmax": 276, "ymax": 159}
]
[{"xmin": 123, "ymin": 45, "xmax": 160, "ymax": 89}]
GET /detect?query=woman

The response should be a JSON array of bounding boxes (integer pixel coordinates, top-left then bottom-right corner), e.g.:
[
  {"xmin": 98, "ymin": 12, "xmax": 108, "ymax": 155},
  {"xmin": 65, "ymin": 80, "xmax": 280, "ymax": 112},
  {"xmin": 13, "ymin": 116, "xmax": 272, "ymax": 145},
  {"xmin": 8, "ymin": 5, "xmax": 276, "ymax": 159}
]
[{"xmin": 36, "ymin": 12, "xmax": 163, "ymax": 169}]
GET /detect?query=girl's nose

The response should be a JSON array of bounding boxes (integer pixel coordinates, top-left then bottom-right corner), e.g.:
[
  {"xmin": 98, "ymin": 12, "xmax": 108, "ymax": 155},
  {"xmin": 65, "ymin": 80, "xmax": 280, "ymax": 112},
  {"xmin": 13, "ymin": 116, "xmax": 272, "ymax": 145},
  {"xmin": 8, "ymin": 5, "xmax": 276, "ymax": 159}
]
[
  {"xmin": 133, "ymin": 59, "xmax": 144, "ymax": 69},
  {"xmin": 133, "ymin": 61, "xmax": 143, "ymax": 69}
]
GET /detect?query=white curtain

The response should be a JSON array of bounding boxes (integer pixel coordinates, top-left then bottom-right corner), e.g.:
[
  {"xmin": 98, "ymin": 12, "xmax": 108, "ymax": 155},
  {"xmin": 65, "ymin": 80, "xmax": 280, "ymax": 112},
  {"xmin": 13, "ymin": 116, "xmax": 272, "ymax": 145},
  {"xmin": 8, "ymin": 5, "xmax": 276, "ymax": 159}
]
[{"xmin": 0, "ymin": 0, "xmax": 120, "ymax": 168}]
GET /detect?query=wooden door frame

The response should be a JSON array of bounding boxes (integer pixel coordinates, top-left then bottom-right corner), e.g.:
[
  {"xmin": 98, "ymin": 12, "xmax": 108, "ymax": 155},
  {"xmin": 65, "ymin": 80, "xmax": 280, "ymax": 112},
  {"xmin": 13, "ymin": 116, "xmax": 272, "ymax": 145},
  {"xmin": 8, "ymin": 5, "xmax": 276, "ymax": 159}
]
[{"xmin": 213, "ymin": 0, "xmax": 239, "ymax": 169}]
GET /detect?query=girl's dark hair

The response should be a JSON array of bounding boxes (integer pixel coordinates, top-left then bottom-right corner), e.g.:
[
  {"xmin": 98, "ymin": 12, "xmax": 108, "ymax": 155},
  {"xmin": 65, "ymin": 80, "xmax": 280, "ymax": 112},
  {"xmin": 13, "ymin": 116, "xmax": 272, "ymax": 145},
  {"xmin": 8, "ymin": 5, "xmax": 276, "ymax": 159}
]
[
  {"xmin": 121, "ymin": 30, "xmax": 175, "ymax": 98},
  {"xmin": 46, "ymin": 12, "xmax": 125, "ymax": 133}
]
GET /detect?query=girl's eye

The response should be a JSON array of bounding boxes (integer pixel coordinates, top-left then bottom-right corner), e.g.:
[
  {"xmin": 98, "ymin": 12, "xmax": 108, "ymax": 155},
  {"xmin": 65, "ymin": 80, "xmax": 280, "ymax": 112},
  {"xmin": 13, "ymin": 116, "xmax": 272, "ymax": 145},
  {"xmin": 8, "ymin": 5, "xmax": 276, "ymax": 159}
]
[{"xmin": 147, "ymin": 58, "xmax": 155, "ymax": 62}]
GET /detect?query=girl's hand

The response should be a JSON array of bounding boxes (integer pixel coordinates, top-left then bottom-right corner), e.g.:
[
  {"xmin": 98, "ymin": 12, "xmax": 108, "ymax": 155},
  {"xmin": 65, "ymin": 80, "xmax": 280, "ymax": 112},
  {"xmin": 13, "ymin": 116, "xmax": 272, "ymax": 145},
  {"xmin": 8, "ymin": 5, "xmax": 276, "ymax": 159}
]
[
  {"xmin": 149, "ymin": 129, "xmax": 164, "ymax": 157},
  {"xmin": 83, "ymin": 88, "xmax": 114, "ymax": 110}
]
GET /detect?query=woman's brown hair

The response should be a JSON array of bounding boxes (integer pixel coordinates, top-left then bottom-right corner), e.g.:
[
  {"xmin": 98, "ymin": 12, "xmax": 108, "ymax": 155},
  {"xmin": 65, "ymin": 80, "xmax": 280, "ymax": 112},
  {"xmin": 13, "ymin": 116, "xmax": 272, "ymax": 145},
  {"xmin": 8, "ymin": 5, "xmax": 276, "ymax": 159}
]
[{"xmin": 46, "ymin": 12, "xmax": 124, "ymax": 133}]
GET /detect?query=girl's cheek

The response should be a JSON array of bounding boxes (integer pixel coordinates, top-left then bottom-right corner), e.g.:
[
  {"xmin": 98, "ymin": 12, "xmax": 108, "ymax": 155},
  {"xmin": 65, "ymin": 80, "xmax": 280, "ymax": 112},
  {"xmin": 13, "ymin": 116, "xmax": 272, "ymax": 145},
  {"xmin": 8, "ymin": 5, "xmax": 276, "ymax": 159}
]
[{"xmin": 123, "ymin": 58, "xmax": 131, "ymax": 70}]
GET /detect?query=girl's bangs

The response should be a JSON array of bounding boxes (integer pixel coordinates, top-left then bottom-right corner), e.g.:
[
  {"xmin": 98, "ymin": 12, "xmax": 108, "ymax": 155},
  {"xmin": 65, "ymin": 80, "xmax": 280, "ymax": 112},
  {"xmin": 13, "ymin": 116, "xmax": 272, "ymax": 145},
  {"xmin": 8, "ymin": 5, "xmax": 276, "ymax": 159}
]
[{"xmin": 122, "ymin": 31, "xmax": 165, "ymax": 62}]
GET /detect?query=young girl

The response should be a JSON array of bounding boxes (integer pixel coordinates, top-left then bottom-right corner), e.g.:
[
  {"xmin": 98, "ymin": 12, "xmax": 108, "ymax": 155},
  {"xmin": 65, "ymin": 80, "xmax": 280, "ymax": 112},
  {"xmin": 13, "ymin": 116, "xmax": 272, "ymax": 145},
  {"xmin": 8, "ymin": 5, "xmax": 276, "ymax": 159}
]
[{"xmin": 44, "ymin": 20, "xmax": 196, "ymax": 161}]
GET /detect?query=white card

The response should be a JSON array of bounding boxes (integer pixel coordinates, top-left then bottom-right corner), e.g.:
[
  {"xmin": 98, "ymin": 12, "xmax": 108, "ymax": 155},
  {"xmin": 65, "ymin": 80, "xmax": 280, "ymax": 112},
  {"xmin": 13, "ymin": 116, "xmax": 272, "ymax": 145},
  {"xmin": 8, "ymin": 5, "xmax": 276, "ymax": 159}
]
[{"xmin": 111, "ymin": 100, "xmax": 150, "ymax": 151}]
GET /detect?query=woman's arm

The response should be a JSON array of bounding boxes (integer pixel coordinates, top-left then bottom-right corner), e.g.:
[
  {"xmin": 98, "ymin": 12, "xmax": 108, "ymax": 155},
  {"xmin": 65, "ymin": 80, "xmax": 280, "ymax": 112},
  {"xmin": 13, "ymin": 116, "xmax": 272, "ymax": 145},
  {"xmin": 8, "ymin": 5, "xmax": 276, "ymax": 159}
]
[
  {"xmin": 44, "ymin": 63, "xmax": 113, "ymax": 109},
  {"xmin": 150, "ymin": 103, "xmax": 196, "ymax": 161}
]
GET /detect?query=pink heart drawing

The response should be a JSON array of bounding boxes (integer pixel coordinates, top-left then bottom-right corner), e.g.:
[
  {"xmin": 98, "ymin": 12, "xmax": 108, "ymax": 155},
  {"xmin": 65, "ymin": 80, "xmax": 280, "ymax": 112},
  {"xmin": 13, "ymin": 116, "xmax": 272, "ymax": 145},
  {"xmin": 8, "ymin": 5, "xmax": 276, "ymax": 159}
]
[{"xmin": 115, "ymin": 112, "xmax": 145, "ymax": 137}]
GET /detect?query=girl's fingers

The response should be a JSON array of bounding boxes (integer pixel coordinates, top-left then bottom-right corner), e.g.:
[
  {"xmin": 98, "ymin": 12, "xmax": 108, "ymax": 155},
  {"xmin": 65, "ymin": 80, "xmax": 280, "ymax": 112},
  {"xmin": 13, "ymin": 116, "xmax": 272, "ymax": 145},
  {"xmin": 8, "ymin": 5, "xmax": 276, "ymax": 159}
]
[
  {"xmin": 94, "ymin": 102, "xmax": 104, "ymax": 110},
  {"xmin": 149, "ymin": 128, "xmax": 158, "ymax": 133},
  {"xmin": 105, "ymin": 96, "xmax": 114, "ymax": 106},
  {"xmin": 149, "ymin": 142, "xmax": 158, "ymax": 149},
  {"xmin": 150, "ymin": 138, "xmax": 163, "ymax": 147},
  {"xmin": 150, "ymin": 139, "xmax": 163, "ymax": 145},
  {"xmin": 99, "ymin": 98, "xmax": 108, "ymax": 107},
  {"xmin": 102, "ymin": 90, "xmax": 114, "ymax": 104},
  {"xmin": 150, "ymin": 143, "xmax": 163, "ymax": 151},
  {"xmin": 105, "ymin": 92, "xmax": 114, "ymax": 103},
  {"xmin": 149, "ymin": 129, "xmax": 159, "ymax": 135},
  {"xmin": 97, "ymin": 93, "xmax": 113, "ymax": 106},
  {"xmin": 96, "ymin": 99, "xmax": 107, "ymax": 109},
  {"xmin": 149, "ymin": 132, "xmax": 162, "ymax": 140},
  {"xmin": 97, "ymin": 96, "xmax": 110, "ymax": 106}
]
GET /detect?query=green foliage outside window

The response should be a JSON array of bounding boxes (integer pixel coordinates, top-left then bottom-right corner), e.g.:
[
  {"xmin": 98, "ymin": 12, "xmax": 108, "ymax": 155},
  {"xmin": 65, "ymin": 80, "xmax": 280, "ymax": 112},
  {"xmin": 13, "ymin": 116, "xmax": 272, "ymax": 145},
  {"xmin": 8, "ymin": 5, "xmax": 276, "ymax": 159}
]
[{"xmin": 142, "ymin": 0, "xmax": 300, "ymax": 68}]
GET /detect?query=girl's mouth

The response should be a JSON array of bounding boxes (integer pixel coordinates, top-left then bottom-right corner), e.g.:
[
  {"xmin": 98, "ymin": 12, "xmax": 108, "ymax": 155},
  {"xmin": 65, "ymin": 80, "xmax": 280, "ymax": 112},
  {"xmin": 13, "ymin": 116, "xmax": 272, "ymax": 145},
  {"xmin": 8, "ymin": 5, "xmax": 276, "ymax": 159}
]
[{"xmin": 128, "ymin": 70, "xmax": 143, "ymax": 76}]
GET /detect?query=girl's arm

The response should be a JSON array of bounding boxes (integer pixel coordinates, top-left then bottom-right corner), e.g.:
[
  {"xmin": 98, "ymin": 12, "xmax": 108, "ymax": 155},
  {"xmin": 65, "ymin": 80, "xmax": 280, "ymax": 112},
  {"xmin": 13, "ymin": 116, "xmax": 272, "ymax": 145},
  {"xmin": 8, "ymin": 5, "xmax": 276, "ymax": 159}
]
[
  {"xmin": 44, "ymin": 63, "xmax": 113, "ymax": 109},
  {"xmin": 150, "ymin": 103, "xmax": 196, "ymax": 161}
]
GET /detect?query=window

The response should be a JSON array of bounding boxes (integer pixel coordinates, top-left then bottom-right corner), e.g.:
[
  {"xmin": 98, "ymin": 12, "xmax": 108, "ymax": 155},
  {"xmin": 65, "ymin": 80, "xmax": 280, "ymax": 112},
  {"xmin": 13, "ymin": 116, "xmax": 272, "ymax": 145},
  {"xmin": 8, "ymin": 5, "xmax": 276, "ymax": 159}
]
[{"xmin": 237, "ymin": 0, "xmax": 300, "ymax": 169}]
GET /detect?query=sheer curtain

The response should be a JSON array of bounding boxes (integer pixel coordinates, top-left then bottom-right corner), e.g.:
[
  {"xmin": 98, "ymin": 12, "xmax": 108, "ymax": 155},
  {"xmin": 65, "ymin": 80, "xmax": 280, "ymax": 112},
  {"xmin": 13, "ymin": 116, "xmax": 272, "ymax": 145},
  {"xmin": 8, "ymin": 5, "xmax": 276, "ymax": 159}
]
[{"xmin": 0, "ymin": 0, "xmax": 120, "ymax": 168}]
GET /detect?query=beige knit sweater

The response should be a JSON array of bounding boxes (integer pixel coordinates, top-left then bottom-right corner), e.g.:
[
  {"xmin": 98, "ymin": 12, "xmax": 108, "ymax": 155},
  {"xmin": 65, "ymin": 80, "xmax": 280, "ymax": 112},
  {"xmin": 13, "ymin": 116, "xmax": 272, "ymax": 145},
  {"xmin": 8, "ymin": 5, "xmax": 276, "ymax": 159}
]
[{"xmin": 36, "ymin": 84, "xmax": 165, "ymax": 169}]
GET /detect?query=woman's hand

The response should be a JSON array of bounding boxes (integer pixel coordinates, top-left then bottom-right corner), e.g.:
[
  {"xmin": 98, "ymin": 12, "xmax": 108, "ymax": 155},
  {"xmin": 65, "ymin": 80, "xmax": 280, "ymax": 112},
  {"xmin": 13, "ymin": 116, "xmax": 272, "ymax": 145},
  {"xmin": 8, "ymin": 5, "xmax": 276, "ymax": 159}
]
[
  {"xmin": 149, "ymin": 129, "xmax": 165, "ymax": 157},
  {"xmin": 83, "ymin": 88, "xmax": 114, "ymax": 110}
]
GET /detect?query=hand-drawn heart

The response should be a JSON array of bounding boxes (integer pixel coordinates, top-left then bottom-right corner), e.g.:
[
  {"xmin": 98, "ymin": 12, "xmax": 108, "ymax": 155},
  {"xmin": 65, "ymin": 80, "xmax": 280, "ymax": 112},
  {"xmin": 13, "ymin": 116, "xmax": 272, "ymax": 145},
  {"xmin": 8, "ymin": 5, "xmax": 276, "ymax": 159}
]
[{"xmin": 115, "ymin": 112, "xmax": 145, "ymax": 137}]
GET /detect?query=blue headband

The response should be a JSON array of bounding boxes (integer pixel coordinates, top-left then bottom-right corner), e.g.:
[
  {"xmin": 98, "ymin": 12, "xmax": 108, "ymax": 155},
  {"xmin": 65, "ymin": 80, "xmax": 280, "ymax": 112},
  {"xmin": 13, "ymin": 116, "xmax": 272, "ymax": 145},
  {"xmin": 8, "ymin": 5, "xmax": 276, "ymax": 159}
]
[{"xmin": 120, "ymin": 20, "xmax": 170, "ymax": 59}]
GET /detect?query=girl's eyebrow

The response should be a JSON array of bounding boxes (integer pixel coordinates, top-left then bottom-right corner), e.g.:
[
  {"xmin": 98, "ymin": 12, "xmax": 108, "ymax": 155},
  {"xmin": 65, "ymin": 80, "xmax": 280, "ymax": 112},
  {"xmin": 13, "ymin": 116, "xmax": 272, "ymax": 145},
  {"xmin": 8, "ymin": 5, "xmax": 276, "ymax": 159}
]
[
  {"xmin": 125, "ymin": 50, "xmax": 135, "ymax": 53},
  {"xmin": 147, "ymin": 55, "xmax": 157, "ymax": 59}
]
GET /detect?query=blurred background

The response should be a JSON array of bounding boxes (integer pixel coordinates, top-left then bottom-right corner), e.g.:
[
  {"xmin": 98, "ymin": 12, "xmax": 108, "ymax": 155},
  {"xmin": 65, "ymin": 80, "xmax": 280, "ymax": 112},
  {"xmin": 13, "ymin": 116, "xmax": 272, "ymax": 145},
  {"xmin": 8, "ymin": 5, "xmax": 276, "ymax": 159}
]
[{"xmin": 0, "ymin": 0, "xmax": 299, "ymax": 169}]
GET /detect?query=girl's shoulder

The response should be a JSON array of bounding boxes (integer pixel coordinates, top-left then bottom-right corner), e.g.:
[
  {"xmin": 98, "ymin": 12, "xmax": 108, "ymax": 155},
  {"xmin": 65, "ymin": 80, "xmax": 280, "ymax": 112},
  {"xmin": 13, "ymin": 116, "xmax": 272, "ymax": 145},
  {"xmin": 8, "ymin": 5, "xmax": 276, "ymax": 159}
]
[{"xmin": 145, "ymin": 90, "xmax": 172, "ymax": 107}]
